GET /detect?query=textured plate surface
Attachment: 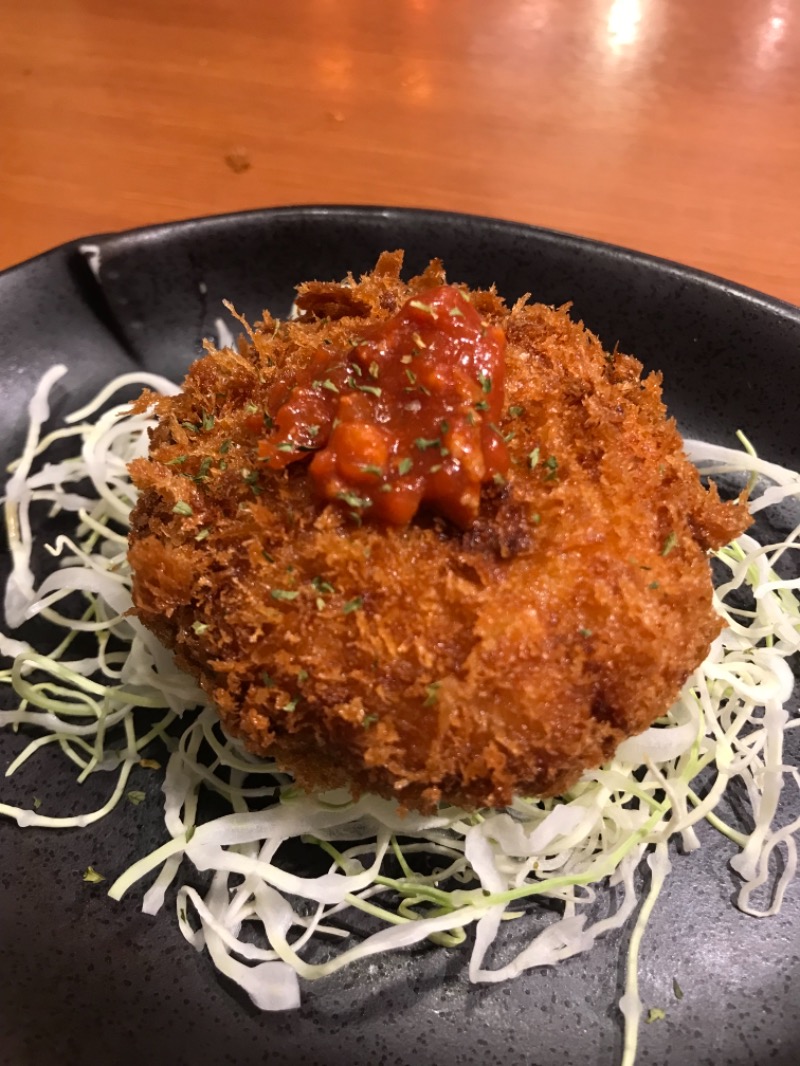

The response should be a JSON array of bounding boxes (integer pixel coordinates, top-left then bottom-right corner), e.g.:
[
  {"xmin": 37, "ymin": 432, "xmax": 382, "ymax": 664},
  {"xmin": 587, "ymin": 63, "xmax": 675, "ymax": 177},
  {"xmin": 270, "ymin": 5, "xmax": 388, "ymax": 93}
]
[{"xmin": 0, "ymin": 206, "xmax": 799, "ymax": 1066}]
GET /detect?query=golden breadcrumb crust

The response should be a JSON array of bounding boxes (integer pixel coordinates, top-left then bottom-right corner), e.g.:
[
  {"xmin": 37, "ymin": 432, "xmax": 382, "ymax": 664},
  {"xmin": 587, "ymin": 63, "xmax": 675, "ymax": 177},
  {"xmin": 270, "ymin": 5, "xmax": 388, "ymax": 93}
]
[{"xmin": 127, "ymin": 252, "xmax": 749, "ymax": 811}]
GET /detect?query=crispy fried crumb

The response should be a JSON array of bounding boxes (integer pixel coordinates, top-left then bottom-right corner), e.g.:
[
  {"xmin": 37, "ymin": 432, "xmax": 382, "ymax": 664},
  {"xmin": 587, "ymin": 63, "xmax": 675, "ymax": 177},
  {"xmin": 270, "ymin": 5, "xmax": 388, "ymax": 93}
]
[{"xmin": 128, "ymin": 252, "xmax": 750, "ymax": 812}]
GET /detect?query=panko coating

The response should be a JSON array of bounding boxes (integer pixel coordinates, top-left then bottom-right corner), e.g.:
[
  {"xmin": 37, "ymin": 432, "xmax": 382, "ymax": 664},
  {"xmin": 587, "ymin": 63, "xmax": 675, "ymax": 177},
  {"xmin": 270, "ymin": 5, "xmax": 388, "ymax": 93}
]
[{"xmin": 127, "ymin": 252, "xmax": 749, "ymax": 811}]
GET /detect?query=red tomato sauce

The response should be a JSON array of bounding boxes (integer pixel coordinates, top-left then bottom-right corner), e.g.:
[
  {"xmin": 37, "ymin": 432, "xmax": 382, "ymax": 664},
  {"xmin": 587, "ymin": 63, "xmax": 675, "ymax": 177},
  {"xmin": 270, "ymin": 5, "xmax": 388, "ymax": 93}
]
[{"xmin": 256, "ymin": 284, "xmax": 508, "ymax": 527}]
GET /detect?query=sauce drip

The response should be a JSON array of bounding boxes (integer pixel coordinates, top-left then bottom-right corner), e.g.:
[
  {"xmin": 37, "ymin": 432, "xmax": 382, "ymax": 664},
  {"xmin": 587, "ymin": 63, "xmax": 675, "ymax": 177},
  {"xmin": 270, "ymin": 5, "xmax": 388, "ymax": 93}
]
[{"xmin": 257, "ymin": 284, "xmax": 508, "ymax": 527}]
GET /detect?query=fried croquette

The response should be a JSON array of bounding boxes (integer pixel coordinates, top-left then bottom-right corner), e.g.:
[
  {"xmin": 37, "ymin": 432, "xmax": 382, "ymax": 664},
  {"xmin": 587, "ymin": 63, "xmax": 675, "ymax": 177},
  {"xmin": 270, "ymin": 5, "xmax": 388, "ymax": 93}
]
[{"xmin": 127, "ymin": 252, "xmax": 750, "ymax": 812}]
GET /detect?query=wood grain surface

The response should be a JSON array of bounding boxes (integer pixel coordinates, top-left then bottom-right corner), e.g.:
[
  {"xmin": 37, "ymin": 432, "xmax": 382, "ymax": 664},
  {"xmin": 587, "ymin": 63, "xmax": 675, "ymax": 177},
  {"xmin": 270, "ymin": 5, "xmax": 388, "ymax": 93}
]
[{"xmin": 1, "ymin": 0, "xmax": 798, "ymax": 304}]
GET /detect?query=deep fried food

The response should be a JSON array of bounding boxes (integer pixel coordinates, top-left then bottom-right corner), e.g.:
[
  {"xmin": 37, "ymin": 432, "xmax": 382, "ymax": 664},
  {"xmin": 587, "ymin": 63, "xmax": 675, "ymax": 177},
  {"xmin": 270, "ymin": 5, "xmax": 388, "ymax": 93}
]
[{"xmin": 127, "ymin": 253, "xmax": 750, "ymax": 811}]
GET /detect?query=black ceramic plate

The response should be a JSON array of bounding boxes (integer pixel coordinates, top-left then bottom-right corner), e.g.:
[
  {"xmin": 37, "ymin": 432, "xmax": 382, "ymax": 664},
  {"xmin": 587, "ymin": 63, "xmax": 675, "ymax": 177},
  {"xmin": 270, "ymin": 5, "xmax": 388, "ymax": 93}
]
[{"xmin": 1, "ymin": 207, "xmax": 798, "ymax": 1066}]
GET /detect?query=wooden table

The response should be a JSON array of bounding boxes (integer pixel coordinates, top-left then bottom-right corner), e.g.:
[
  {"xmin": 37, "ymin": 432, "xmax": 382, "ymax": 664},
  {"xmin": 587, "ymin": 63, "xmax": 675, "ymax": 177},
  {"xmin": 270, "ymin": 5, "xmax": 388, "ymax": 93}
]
[{"xmin": 1, "ymin": 0, "xmax": 798, "ymax": 305}]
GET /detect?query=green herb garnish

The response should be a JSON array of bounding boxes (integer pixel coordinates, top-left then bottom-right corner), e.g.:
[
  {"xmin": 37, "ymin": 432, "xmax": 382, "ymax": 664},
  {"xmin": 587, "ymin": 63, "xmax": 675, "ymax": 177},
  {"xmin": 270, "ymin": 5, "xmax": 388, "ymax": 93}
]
[
  {"xmin": 312, "ymin": 577, "xmax": 335, "ymax": 595},
  {"xmin": 194, "ymin": 457, "xmax": 213, "ymax": 481},
  {"xmin": 423, "ymin": 682, "xmax": 440, "ymax": 707},
  {"xmin": 316, "ymin": 379, "xmax": 339, "ymax": 394},
  {"xmin": 337, "ymin": 491, "xmax": 372, "ymax": 510}
]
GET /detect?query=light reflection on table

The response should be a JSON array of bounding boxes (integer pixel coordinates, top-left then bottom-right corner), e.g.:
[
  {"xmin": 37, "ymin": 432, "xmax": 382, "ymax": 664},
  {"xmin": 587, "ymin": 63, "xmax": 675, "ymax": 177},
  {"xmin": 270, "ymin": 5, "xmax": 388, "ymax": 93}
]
[{"xmin": 0, "ymin": 0, "xmax": 797, "ymax": 304}]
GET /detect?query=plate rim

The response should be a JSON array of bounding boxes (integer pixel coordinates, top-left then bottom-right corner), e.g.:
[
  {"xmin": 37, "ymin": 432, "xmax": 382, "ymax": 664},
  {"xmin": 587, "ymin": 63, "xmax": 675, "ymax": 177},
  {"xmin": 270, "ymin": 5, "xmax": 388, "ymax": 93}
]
[{"xmin": 2, "ymin": 204, "xmax": 798, "ymax": 323}]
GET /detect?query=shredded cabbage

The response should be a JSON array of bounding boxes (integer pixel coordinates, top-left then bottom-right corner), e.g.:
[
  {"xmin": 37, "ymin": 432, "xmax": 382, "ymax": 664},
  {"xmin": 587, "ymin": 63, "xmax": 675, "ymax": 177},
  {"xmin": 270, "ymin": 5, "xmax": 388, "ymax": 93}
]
[{"xmin": 1, "ymin": 373, "xmax": 798, "ymax": 1066}]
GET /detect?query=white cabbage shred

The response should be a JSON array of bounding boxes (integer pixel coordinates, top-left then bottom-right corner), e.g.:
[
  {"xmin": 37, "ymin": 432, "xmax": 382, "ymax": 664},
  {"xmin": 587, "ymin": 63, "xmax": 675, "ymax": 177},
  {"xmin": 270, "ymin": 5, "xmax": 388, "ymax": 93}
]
[{"xmin": 1, "ymin": 374, "xmax": 798, "ymax": 1065}]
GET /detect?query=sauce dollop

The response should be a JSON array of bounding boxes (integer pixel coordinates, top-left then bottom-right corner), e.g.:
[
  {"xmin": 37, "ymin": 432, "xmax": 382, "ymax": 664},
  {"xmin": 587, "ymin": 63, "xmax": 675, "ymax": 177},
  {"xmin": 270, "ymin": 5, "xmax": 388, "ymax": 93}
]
[{"xmin": 257, "ymin": 284, "xmax": 508, "ymax": 527}]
